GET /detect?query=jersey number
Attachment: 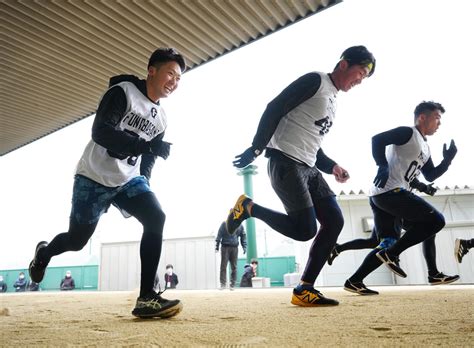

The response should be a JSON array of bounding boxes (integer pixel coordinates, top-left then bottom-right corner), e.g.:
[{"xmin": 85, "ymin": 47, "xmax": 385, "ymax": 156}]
[{"xmin": 404, "ymin": 160, "xmax": 421, "ymax": 183}]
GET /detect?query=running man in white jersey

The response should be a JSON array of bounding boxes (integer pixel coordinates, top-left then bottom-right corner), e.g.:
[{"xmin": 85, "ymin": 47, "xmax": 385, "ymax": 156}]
[
  {"xmin": 344, "ymin": 101, "xmax": 458, "ymax": 295},
  {"xmin": 329, "ymin": 177, "xmax": 459, "ymax": 287},
  {"xmin": 226, "ymin": 46, "xmax": 376, "ymax": 306},
  {"xmin": 28, "ymin": 48, "xmax": 186, "ymax": 318}
]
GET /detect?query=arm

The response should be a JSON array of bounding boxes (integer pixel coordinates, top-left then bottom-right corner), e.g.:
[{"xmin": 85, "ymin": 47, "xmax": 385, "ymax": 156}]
[
  {"xmin": 252, "ymin": 73, "xmax": 322, "ymax": 151},
  {"xmin": 233, "ymin": 73, "xmax": 322, "ymax": 168},
  {"xmin": 239, "ymin": 226, "xmax": 247, "ymax": 252},
  {"xmin": 315, "ymin": 148, "xmax": 337, "ymax": 174},
  {"xmin": 216, "ymin": 223, "xmax": 224, "ymax": 250},
  {"xmin": 372, "ymin": 127, "xmax": 413, "ymax": 165},
  {"xmin": 421, "ymin": 140, "xmax": 457, "ymax": 182},
  {"xmin": 140, "ymin": 153, "xmax": 159, "ymax": 180},
  {"xmin": 92, "ymin": 87, "xmax": 150, "ymax": 157},
  {"xmin": 372, "ymin": 127, "xmax": 413, "ymax": 188}
]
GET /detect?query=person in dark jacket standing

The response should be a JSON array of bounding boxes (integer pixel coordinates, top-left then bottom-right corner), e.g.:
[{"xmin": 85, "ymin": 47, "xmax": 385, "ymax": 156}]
[
  {"xmin": 216, "ymin": 221, "xmax": 247, "ymax": 290},
  {"xmin": 28, "ymin": 48, "xmax": 186, "ymax": 318}
]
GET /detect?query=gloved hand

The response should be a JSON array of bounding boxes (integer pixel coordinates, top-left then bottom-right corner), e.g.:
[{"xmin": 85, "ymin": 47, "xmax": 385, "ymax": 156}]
[
  {"xmin": 410, "ymin": 179, "xmax": 437, "ymax": 196},
  {"xmin": 232, "ymin": 147, "xmax": 261, "ymax": 168},
  {"xmin": 243, "ymin": 248, "xmax": 247, "ymax": 255},
  {"xmin": 148, "ymin": 138, "xmax": 172, "ymax": 160},
  {"xmin": 443, "ymin": 139, "xmax": 457, "ymax": 163},
  {"xmin": 373, "ymin": 164, "xmax": 389, "ymax": 188},
  {"xmin": 424, "ymin": 183, "xmax": 437, "ymax": 196}
]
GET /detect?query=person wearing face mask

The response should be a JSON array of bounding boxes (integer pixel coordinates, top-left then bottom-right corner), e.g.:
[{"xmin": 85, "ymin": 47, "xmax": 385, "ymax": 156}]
[
  {"xmin": 13, "ymin": 272, "xmax": 27, "ymax": 292},
  {"xmin": 28, "ymin": 48, "xmax": 186, "ymax": 318},
  {"xmin": 344, "ymin": 101, "xmax": 458, "ymax": 295},
  {"xmin": 163, "ymin": 265, "xmax": 178, "ymax": 289},
  {"xmin": 60, "ymin": 271, "xmax": 75, "ymax": 291},
  {"xmin": 0, "ymin": 275, "xmax": 8, "ymax": 293},
  {"xmin": 226, "ymin": 46, "xmax": 376, "ymax": 307}
]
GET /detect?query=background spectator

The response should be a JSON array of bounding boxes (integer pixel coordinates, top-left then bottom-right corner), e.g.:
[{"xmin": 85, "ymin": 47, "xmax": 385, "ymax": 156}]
[
  {"xmin": 13, "ymin": 272, "xmax": 27, "ymax": 292},
  {"xmin": 60, "ymin": 270, "xmax": 75, "ymax": 291}
]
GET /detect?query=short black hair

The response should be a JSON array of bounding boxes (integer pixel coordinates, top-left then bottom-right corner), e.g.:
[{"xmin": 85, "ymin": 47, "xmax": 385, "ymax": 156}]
[
  {"xmin": 336, "ymin": 45, "xmax": 376, "ymax": 77},
  {"xmin": 414, "ymin": 101, "xmax": 445, "ymax": 121},
  {"xmin": 148, "ymin": 48, "xmax": 186, "ymax": 72}
]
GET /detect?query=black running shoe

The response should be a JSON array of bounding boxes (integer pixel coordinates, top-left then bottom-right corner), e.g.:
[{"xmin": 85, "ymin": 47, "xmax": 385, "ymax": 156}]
[
  {"xmin": 327, "ymin": 245, "xmax": 340, "ymax": 266},
  {"xmin": 454, "ymin": 239, "xmax": 469, "ymax": 263},
  {"xmin": 343, "ymin": 279, "xmax": 379, "ymax": 295},
  {"xmin": 29, "ymin": 241, "xmax": 49, "ymax": 283},
  {"xmin": 428, "ymin": 272, "xmax": 460, "ymax": 285},
  {"xmin": 376, "ymin": 250, "xmax": 407, "ymax": 278},
  {"xmin": 291, "ymin": 285, "xmax": 339, "ymax": 306},
  {"xmin": 226, "ymin": 194, "xmax": 252, "ymax": 235},
  {"xmin": 132, "ymin": 291, "xmax": 183, "ymax": 318}
]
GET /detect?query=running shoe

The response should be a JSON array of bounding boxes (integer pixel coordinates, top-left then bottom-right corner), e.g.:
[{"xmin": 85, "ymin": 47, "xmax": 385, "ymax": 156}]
[
  {"xmin": 428, "ymin": 272, "xmax": 460, "ymax": 285},
  {"xmin": 28, "ymin": 241, "xmax": 49, "ymax": 283},
  {"xmin": 327, "ymin": 245, "xmax": 340, "ymax": 266},
  {"xmin": 343, "ymin": 279, "xmax": 379, "ymax": 295},
  {"xmin": 226, "ymin": 194, "xmax": 252, "ymax": 235},
  {"xmin": 454, "ymin": 239, "xmax": 469, "ymax": 263},
  {"xmin": 291, "ymin": 285, "xmax": 339, "ymax": 306},
  {"xmin": 132, "ymin": 290, "xmax": 183, "ymax": 318},
  {"xmin": 376, "ymin": 249, "xmax": 407, "ymax": 278}
]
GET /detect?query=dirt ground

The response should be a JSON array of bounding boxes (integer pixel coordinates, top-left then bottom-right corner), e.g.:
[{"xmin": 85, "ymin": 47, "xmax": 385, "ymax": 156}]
[{"xmin": 1, "ymin": 285, "xmax": 473, "ymax": 347}]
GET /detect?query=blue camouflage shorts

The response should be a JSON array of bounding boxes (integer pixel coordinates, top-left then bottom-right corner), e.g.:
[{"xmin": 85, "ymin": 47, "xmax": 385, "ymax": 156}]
[{"xmin": 70, "ymin": 174, "xmax": 152, "ymax": 224}]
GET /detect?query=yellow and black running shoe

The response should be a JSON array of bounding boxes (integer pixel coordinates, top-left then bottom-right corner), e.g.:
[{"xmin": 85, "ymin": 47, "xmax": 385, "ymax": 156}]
[
  {"xmin": 226, "ymin": 194, "xmax": 252, "ymax": 235},
  {"xmin": 291, "ymin": 285, "xmax": 339, "ymax": 306}
]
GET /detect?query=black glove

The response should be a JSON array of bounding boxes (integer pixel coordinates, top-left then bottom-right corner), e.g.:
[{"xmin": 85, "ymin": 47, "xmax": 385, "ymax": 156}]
[
  {"xmin": 233, "ymin": 147, "xmax": 262, "ymax": 168},
  {"xmin": 410, "ymin": 179, "xmax": 437, "ymax": 196},
  {"xmin": 243, "ymin": 248, "xmax": 247, "ymax": 255},
  {"xmin": 148, "ymin": 139, "xmax": 172, "ymax": 160},
  {"xmin": 373, "ymin": 164, "xmax": 389, "ymax": 188},
  {"xmin": 443, "ymin": 139, "xmax": 457, "ymax": 163}
]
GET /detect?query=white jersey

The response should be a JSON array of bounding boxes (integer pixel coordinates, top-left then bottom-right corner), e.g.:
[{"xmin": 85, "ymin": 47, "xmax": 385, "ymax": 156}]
[
  {"xmin": 76, "ymin": 82, "xmax": 167, "ymax": 187},
  {"xmin": 370, "ymin": 127, "xmax": 430, "ymax": 196},
  {"xmin": 266, "ymin": 72, "xmax": 338, "ymax": 167}
]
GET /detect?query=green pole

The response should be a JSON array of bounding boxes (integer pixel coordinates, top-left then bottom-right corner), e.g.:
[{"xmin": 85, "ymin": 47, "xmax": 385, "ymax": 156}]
[{"xmin": 238, "ymin": 165, "xmax": 258, "ymax": 263}]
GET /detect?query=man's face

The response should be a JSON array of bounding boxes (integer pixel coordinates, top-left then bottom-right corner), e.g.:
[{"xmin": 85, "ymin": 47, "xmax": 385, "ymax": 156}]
[
  {"xmin": 338, "ymin": 62, "xmax": 370, "ymax": 92},
  {"xmin": 148, "ymin": 61, "xmax": 182, "ymax": 100},
  {"xmin": 420, "ymin": 110, "xmax": 442, "ymax": 136}
]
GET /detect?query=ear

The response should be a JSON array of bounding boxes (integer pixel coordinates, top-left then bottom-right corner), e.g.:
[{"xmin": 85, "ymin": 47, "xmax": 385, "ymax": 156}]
[
  {"xmin": 148, "ymin": 65, "xmax": 156, "ymax": 77},
  {"xmin": 338, "ymin": 59, "xmax": 349, "ymax": 71}
]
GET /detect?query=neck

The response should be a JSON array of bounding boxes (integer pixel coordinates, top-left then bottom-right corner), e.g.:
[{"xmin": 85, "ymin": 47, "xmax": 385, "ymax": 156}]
[{"xmin": 146, "ymin": 78, "xmax": 160, "ymax": 102}]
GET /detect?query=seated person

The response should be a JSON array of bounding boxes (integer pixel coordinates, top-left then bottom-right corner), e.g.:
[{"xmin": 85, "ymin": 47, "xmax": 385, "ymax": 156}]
[{"xmin": 60, "ymin": 271, "xmax": 75, "ymax": 291}]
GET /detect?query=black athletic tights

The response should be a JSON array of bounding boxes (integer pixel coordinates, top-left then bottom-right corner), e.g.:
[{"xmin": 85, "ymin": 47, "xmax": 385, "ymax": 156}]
[
  {"xmin": 251, "ymin": 195, "xmax": 344, "ymax": 284},
  {"xmin": 40, "ymin": 192, "xmax": 165, "ymax": 297}
]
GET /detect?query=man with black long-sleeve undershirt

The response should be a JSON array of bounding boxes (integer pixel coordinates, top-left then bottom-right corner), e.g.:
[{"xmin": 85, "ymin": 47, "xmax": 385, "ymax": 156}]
[
  {"xmin": 344, "ymin": 101, "xmax": 458, "ymax": 295},
  {"xmin": 28, "ymin": 48, "xmax": 186, "ymax": 319},
  {"xmin": 226, "ymin": 46, "xmax": 376, "ymax": 307}
]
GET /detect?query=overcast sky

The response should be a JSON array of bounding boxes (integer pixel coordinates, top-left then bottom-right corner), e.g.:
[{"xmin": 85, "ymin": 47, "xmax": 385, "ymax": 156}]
[{"xmin": 1, "ymin": 0, "xmax": 473, "ymax": 269}]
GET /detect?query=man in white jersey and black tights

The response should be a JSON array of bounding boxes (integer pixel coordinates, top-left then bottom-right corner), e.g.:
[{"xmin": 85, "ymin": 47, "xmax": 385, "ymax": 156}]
[
  {"xmin": 344, "ymin": 101, "xmax": 458, "ymax": 295},
  {"xmin": 28, "ymin": 48, "xmax": 185, "ymax": 318},
  {"xmin": 226, "ymin": 46, "xmax": 376, "ymax": 306}
]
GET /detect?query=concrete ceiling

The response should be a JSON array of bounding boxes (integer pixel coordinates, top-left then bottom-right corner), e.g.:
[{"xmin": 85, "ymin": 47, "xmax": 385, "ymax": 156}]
[{"xmin": 0, "ymin": 0, "xmax": 341, "ymax": 156}]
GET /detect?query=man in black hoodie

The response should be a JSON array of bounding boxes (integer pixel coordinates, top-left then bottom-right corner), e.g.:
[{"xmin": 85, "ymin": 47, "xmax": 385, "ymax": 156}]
[{"xmin": 28, "ymin": 48, "xmax": 186, "ymax": 319}]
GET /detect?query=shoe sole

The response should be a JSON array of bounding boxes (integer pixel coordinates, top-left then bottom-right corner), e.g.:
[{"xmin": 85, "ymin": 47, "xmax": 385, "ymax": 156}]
[
  {"xmin": 343, "ymin": 286, "xmax": 378, "ymax": 296},
  {"xmin": 376, "ymin": 252, "xmax": 407, "ymax": 278},
  {"xmin": 132, "ymin": 302, "xmax": 183, "ymax": 319},
  {"xmin": 429, "ymin": 276, "xmax": 460, "ymax": 286},
  {"xmin": 454, "ymin": 239, "xmax": 462, "ymax": 263}
]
